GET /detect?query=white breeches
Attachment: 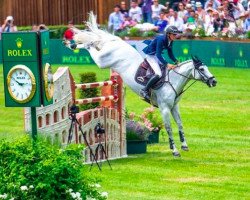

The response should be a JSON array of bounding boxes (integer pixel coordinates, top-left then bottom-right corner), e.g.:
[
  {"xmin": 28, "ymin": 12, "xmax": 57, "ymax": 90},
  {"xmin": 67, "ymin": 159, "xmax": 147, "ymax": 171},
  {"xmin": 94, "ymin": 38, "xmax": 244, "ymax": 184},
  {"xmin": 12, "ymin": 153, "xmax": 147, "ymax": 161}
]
[{"xmin": 146, "ymin": 55, "xmax": 162, "ymax": 76}]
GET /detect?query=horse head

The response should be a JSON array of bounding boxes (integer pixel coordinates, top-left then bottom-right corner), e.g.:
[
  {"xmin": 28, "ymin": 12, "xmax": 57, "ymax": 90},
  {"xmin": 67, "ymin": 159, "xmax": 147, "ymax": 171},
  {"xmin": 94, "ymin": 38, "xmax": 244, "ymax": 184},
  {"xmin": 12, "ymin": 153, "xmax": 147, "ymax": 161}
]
[{"xmin": 191, "ymin": 56, "xmax": 217, "ymax": 87}]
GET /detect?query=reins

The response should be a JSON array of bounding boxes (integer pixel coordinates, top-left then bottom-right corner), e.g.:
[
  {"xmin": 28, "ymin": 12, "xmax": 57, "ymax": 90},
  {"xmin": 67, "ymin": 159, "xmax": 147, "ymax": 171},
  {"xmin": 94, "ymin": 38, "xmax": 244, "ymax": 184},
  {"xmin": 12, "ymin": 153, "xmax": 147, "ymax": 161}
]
[{"xmin": 165, "ymin": 62, "xmax": 198, "ymax": 100}]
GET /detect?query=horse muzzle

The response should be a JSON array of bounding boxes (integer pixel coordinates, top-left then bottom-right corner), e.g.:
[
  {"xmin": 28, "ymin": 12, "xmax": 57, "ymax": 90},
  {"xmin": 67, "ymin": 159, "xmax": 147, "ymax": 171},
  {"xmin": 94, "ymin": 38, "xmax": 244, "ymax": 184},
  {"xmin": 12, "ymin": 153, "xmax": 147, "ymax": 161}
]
[{"xmin": 207, "ymin": 77, "xmax": 217, "ymax": 87}]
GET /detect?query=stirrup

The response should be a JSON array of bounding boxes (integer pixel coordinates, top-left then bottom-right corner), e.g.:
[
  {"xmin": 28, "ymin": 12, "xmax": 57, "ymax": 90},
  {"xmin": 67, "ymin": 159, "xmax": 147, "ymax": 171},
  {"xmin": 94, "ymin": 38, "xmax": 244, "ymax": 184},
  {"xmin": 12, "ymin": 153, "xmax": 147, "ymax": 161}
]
[{"xmin": 140, "ymin": 89, "xmax": 150, "ymax": 100}]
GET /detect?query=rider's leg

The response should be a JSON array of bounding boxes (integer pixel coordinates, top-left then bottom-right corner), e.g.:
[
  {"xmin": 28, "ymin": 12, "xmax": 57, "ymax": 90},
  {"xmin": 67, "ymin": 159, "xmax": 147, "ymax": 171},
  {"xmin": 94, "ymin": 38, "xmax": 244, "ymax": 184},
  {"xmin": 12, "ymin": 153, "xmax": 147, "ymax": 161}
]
[{"xmin": 140, "ymin": 55, "xmax": 161, "ymax": 99}]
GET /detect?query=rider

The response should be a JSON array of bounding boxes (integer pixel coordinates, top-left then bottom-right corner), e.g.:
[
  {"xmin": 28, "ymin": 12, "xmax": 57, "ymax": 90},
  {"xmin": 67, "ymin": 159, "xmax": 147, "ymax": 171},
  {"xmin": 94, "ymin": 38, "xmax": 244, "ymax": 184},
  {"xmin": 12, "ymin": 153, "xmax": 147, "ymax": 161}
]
[{"xmin": 140, "ymin": 25, "xmax": 182, "ymax": 100}]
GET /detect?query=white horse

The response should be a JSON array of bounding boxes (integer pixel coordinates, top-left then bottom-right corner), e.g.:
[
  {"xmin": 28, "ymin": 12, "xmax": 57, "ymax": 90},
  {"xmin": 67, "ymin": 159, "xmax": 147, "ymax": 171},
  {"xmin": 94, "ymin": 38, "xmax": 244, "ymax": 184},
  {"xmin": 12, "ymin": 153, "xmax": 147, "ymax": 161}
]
[{"xmin": 65, "ymin": 13, "xmax": 217, "ymax": 157}]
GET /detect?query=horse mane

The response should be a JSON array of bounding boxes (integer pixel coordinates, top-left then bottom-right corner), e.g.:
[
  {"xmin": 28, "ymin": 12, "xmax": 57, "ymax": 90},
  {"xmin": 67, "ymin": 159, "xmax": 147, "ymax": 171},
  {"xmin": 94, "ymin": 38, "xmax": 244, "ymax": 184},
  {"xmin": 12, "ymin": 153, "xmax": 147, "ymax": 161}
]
[{"xmin": 178, "ymin": 60, "xmax": 192, "ymax": 67}]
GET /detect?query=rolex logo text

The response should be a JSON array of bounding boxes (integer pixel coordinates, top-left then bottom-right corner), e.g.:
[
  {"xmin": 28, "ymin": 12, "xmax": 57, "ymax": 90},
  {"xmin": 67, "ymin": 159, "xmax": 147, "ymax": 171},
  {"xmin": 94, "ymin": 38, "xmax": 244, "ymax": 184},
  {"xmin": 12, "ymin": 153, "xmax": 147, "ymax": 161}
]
[{"xmin": 7, "ymin": 49, "xmax": 32, "ymax": 57}]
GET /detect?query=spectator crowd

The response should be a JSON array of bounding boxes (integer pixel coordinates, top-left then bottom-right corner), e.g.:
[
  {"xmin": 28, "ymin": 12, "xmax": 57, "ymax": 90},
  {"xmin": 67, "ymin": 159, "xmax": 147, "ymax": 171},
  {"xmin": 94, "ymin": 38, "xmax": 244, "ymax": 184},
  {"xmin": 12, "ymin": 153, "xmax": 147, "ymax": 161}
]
[
  {"xmin": 0, "ymin": 0, "xmax": 249, "ymax": 40},
  {"xmin": 0, "ymin": 15, "xmax": 50, "ymax": 39},
  {"xmin": 108, "ymin": 0, "xmax": 250, "ymax": 38}
]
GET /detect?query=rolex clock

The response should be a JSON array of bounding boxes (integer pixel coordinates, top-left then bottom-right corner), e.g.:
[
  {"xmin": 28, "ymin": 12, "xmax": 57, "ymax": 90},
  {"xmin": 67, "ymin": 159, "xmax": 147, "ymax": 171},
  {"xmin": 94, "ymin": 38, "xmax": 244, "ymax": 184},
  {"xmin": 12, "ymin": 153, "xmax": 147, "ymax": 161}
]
[
  {"xmin": 7, "ymin": 64, "xmax": 36, "ymax": 103},
  {"xmin": 43, "ymin": 63, "xmax": 54, "ymax": 101}
]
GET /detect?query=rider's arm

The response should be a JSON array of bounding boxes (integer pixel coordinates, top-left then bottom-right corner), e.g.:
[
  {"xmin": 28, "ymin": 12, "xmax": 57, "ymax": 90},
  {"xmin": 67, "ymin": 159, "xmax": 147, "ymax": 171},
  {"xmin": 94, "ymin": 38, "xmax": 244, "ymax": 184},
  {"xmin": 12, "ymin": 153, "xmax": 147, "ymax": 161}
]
[
  {"xmin": 155, "ymin": 37, "xmax": 167, "ymax": 66},
  {"xmin": 167, "ymin": 43, "xmax": 178, "ymax": 64}
]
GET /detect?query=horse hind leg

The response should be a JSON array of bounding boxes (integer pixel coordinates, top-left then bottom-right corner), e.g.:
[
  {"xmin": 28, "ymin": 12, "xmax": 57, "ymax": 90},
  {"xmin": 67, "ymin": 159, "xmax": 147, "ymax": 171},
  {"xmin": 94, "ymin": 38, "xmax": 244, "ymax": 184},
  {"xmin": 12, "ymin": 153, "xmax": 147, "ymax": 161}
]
[
  {"xmin": 179, "ymin": 131, "xmax": 189, "ymax": 151},
  {"xmin": 171, "ymin": 104, "xmax": 189, "ymax": 151},
  {"xmin": 160, "ymin": 107, "xmax": 181, "ymax": 157}
]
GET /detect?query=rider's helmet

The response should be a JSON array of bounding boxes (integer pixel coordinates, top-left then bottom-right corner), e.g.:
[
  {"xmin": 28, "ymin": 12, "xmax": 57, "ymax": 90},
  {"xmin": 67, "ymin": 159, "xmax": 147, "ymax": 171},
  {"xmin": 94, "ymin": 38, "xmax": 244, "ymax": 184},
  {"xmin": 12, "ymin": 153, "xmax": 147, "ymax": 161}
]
[{"xmin": 165, "ymin": 26, "xmax": 182, "ymax": 35}]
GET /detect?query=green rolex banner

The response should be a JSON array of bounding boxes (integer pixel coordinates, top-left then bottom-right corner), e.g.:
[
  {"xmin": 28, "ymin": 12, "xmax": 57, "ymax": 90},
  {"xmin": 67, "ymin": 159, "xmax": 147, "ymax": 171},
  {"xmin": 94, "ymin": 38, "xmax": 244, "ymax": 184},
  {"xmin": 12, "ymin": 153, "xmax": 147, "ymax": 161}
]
[
  {"xmin": 0, "ymin": 39, "xmax": 249, "ymax": 68},
  {"xmin": 224, "ymin": 42, "xmax": 249, "ymax": 68},
  {"xmin": 49, "ymin": 40, "xmax": 95, "ymax": 64},
  {"xmin": 127, "ymin": 39, "xmax": 249, "ymax": 68}
]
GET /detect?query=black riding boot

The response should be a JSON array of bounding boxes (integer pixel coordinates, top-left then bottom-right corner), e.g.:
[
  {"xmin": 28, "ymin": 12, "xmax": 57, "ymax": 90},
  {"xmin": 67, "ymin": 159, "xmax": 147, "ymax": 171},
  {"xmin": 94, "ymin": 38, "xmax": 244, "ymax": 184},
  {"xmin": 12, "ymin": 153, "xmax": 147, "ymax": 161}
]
[{"xmin": 140, "ymin": 75, "xmax": 160, "ymax": 100}]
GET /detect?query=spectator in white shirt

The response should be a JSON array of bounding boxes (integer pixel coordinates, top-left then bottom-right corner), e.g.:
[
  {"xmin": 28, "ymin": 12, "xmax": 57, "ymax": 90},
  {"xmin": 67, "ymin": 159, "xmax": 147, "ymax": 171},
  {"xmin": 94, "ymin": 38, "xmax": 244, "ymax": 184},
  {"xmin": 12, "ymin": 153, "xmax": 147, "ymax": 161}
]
[
  {"xmin": 204, "ymin": 7, "xmax": 215, "ymax": 35},
  {"xmin": 151, "ymin": 0, "xmax": 166, "ymax": 24},
  {"xmin": 204, "ymin": 0, "xmax": 221, "ymax": 10},
  {"xmin": 196, "ymin": 2, "xmax": 206, "ymax": 22},
  {"xmin": 231, "ymin": 0, "xmax": 246, "ymax": 20},
  {"xmin": 108, "ymin": 5, "xmax": 124, "ymax": 32},
  {"xmin": 168, "ymin": 11, "xmax": 184, "ymax": 31},
  {"xmin": 177, "ymin": 2, "xmax": 188, "ymax": 20},
  {"xmin": 129, "ymin": 0, "xmax": 143, "ymax": 23}
]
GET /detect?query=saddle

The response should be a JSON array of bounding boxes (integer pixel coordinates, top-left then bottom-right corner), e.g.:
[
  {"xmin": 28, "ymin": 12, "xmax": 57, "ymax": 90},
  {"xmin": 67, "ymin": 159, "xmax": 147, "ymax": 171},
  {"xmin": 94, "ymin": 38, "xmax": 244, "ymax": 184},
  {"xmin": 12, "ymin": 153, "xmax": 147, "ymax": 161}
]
[{"xmin": 135, "ymin": 59, "xmax": 166, "ymax": 90}]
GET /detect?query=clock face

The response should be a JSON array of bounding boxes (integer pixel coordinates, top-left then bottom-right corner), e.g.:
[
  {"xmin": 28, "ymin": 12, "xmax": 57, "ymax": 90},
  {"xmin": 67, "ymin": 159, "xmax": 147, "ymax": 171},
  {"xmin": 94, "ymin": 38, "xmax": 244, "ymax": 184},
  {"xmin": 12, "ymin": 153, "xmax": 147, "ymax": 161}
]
[
  {"xmin": 7, "ymin": 65, "xmax": 36, "ymax": 103},
  {"xmin": 44, "ymin": 63, "xmax": 54, "ymax": 101}
]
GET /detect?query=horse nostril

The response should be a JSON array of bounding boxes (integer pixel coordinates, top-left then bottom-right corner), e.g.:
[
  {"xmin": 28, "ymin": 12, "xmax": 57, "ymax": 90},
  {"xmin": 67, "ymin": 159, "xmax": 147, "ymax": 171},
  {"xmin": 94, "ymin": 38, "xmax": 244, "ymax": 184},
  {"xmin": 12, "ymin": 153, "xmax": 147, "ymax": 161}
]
[{"xmin": 212, "ymin": 79, "xmax": 217, "ymax": 86}]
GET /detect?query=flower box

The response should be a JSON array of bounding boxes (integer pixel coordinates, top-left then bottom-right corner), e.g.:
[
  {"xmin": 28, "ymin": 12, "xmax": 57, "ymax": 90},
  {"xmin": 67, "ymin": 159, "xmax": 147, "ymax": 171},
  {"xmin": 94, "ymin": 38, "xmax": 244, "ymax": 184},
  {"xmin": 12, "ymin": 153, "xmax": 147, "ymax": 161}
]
[
  {"xmin": 127, "ymin": 140, "xmax": 147, "ymax": 154},
  {"xmin": 147, "ymin": 130, "xmax": 160, "ymax": 144}
]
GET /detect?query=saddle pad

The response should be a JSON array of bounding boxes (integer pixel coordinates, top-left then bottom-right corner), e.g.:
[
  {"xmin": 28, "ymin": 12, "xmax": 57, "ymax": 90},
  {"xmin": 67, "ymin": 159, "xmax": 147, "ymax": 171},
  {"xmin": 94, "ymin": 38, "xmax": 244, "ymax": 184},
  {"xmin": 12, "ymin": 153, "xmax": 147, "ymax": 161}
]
[{"xmin": 135, "ymin": 59, "xmax": 166, "ymax": 90}]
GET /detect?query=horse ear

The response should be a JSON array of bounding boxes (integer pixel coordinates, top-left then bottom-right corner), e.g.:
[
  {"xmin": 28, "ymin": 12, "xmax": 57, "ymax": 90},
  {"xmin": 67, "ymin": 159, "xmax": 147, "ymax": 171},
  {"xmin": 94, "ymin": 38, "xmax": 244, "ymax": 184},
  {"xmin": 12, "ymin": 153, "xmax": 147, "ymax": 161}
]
[
  {"xmin": 194, "ymin": 55, "xmax": 200, "ymax": 61},
  {"xmin": 191, "ymin": 55, "xmax": 197, "ymax": 62}
]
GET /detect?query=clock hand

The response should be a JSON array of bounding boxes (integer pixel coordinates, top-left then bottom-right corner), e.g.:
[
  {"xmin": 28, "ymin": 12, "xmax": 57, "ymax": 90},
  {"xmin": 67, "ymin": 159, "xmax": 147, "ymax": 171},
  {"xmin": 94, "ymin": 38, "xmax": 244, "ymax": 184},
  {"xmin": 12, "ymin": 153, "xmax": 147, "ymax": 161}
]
[
  {"xmin": 12, "ymin": 78, "xmax": 22, "ymax": 85},
  {"xmin": 22, "ymin": 82, "xmax": 31, "ymax": 85}
]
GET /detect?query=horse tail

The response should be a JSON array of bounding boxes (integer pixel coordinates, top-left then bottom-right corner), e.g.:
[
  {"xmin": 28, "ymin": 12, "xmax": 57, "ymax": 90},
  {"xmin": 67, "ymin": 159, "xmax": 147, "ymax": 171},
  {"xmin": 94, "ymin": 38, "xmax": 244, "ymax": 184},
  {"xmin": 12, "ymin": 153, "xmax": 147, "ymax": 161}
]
[
  {"xmin": 86, "ymin": 11, "xmax": 99, "ymax": 33},
  {"xmin": 72, "ymin": 11, "xmax": 120, "ymax": 46}
]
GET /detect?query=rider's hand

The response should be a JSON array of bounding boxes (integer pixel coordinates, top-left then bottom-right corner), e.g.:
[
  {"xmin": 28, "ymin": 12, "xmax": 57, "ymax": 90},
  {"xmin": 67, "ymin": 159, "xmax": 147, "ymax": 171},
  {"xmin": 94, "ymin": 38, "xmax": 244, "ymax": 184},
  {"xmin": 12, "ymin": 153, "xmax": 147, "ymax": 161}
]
[
  {"xmin": 174, "ymin": 60, "xmax": 180, "ymax": 65},
  {"xmin": 167, "ymin": 64, "xmax": 176, "ymax": 70}
]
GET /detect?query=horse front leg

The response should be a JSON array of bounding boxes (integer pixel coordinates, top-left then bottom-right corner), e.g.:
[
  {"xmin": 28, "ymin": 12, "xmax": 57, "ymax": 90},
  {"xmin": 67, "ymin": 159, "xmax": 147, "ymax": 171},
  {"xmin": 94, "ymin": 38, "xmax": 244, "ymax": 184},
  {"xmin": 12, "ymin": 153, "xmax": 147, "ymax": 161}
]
[
  {"xmin": 171, "ymin": 104, "xmax": 189, "ymax": 151},
  {"xmin": 160, "ymin": 107, "xmax": 181, "ymax": 157}
]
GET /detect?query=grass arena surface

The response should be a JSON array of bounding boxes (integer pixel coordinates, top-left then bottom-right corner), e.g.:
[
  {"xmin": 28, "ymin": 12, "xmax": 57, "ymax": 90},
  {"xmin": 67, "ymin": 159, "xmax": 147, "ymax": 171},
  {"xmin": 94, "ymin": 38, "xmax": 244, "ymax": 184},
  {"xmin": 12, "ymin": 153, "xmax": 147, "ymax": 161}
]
[{"xmin": 0, "ymin": 65, "xmax": 249, "ymax": 199}]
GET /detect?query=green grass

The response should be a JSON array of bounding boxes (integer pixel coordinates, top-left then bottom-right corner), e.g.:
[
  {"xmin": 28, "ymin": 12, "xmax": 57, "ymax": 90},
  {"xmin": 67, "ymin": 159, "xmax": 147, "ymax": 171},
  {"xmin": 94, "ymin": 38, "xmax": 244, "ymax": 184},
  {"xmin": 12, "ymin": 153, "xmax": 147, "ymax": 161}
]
[{"xmin": 0, "ymin": 65, "xmax": 250, "ymax": 199}]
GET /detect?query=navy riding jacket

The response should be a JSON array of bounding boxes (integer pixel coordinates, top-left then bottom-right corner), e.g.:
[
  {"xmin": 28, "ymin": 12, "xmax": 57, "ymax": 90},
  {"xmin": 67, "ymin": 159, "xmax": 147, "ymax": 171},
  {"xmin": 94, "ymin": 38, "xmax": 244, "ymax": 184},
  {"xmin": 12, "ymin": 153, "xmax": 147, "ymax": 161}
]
[{"xmin": 142, "ymin": 35, "xmax": 177, "ymax": 66}]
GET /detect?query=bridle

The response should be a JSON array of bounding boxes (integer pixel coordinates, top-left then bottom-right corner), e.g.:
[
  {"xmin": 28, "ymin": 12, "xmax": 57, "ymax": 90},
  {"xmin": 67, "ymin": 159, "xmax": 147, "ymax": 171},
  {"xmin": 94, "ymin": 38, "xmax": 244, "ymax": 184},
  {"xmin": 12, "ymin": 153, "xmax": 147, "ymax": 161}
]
[
  {"xmin": 165, "ymin": 60, "xmax": 214, "ymax": 100},
  {"xmin": 193, "ymin": 60, "xmax": 215, "ymax": 84}
]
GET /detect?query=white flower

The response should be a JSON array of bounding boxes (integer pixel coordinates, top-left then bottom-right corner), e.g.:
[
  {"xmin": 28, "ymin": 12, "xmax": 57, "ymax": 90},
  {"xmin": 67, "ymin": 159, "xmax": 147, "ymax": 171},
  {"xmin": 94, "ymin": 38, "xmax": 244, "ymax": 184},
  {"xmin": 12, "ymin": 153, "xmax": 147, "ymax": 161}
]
[
  {"xmin": 67, "ymin": 188, "xmax": 73, "ymax": 193},
  {"xmin": 101, "ymin": 191, "xmax": 108, "ymax": 198},
  {"xmin": 75, "ymin": 192, "xmax": 81, "ymax": 198},
  {"xmin": 29, "ymin": 185, "xmax": 34, "ymax": 189},
  {"xmin": 70, "ymin": 192, "xmax": 77, "ymax": 199},
  {"xmin": 0, "ymin": 193, "xmax": 7, "ymax": 199},
  {"xmin": 86, "ymin": 196, "xmax": 96, "ymax": 200},
  {"xmin": 94, "ymin": 183, "xmax": 101, "ymax": 188},
  {"xmin": 20, "ymin": 186, "xmax": 28, "ymax": 191}
]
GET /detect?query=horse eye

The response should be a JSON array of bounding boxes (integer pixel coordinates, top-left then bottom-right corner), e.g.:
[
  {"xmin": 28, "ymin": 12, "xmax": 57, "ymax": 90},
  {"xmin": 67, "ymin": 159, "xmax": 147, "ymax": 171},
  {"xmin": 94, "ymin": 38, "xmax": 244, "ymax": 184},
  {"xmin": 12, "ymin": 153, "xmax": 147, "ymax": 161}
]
[{"xmin": 199, "ymin": 68, "xmax": 204, "ymax": 72}]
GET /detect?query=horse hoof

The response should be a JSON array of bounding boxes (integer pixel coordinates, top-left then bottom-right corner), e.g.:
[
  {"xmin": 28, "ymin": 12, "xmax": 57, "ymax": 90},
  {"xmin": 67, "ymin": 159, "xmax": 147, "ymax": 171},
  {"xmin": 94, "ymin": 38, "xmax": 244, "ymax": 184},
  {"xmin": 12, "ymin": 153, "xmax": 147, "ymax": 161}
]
[
  {"xmin": 181, "ymin": 146, "xmax": 189, "ymax": 151},
  {"xmin": 172, "ymin": 151, "xmax": 181, "ymax": 157}
]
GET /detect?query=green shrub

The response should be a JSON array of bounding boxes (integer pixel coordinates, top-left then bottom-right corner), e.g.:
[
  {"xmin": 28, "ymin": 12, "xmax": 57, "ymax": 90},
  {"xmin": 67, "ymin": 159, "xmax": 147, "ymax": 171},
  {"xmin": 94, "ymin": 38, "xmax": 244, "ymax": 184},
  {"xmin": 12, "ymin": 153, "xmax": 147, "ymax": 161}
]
[
  {"xmin": 49, "ymin": 26, "xmax": 68, "ymax": 39},
  {"xmin": 141, "ymin": 30, "xmax": 156, "ymax": 37},
  {"xmin": 0, "ymin": 136, "xmax": 107, "ymax": 200},
  {"xmin": 192, "ymin": 28, "xmax": 206, "ymax": 37},
  {"xmin": 115, "ymin": 28, "xmax": 129, "ymax": 38},
  {"xmin": 247, "ymin": 31, "xmax": 250, "ymax": 39},
  {"xmin": 128, "ymin": 27, "xmax": 141, "ymax": 37},
  {"xmin": 18, "ymin": 25, "xmax": 85, "ymax": 39},
  {"xmin": 79, "ymin": 72, "xmax": 100, "ymax": 110}
]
